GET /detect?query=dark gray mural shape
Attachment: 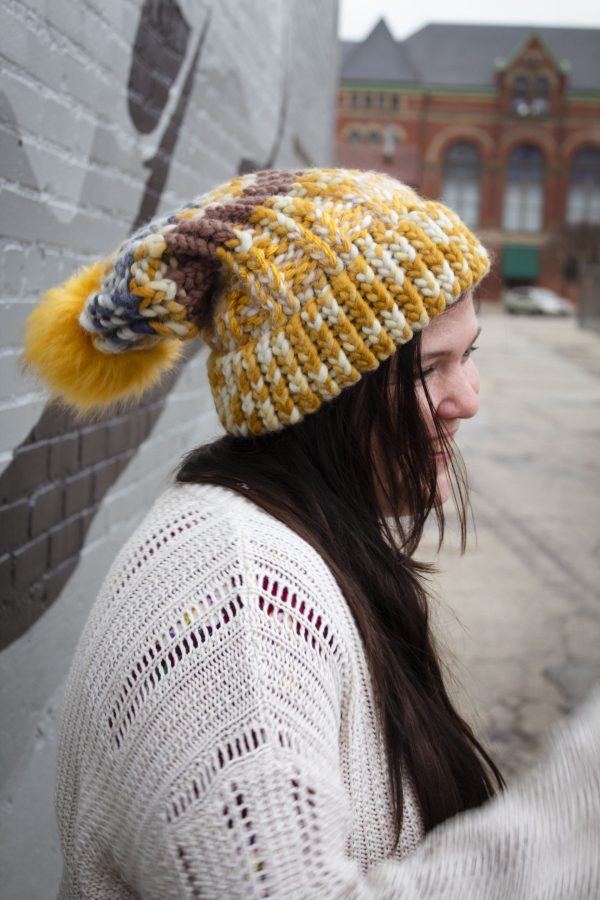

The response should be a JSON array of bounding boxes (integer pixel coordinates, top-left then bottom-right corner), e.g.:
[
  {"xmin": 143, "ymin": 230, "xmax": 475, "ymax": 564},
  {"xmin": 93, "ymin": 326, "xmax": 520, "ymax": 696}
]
[
  {"xmin": 130, "ymin": 5, "xmax": 210, "ymax": 229},
  {"xmin": 128, "ymin": 0, "xmax": 191, "ymax": 135},
  {"xmin": 0, "ymin": 1, "xmax": 208, "ymax": 649},
  {"xmin": 0, "ymin": 368, "xmax": 188, "ymax": 650}
]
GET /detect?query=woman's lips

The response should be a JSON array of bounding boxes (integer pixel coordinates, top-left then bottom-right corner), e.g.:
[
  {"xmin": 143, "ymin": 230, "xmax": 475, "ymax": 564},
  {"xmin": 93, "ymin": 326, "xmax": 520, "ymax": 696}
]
[{"xmin": 434, "ymin": 438, "xmax": 455, "ymax": 463}]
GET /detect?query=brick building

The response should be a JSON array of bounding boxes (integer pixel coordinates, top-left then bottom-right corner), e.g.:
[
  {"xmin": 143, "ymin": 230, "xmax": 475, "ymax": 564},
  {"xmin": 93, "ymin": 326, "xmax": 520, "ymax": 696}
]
[{"xmin": 337, "ymin": 20, "xmax": 600, "ymax": 298}]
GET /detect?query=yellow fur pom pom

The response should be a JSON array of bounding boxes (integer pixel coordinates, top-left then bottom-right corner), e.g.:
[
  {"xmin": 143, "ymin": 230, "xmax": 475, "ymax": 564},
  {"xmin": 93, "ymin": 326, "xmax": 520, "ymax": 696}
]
[{"xmin": 23, "ymin": 262, "xmax": 182, "ymax": 411}]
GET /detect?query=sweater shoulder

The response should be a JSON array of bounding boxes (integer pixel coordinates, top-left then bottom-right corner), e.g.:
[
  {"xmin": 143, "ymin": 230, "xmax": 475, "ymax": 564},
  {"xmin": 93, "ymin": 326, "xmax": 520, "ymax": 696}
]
[
  {"xmin": 109, "ymin": 481, "xmax": 346, "ymax": 608},
  {"xmin": 75, "ymin": 482, "xmax": 355, "ymax": 685}
]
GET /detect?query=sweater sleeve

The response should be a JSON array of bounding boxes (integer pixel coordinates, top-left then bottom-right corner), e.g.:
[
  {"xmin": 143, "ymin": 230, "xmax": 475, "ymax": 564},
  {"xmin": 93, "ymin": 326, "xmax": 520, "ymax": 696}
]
[
  {"xmin": 365, "ymin": 688, "xmax": 600, "ymax": 899},
  {"xmin": 60, "ymin": 500, "xmax": 600, "ymax": 899}
]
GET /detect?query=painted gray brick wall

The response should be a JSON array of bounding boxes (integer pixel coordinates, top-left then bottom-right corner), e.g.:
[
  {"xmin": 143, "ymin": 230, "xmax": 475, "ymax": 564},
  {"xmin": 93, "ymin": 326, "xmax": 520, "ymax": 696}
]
[{"xmin": 0, "ymin": 0, "xmax": 338, "ymax": 895}]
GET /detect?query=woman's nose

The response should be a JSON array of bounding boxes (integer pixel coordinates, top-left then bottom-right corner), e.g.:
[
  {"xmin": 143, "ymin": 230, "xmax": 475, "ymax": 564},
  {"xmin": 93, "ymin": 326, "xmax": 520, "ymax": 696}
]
[{"xmin": 437, "ymin": 361, "xmax": 480, "ymax": 420}]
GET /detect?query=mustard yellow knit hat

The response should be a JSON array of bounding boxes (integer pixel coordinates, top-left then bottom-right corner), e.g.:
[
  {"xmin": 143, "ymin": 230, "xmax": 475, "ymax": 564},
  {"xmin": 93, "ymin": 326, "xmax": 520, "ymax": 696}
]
[{"xmin": 24, "ymin": 168, "xmax": 489, "ymax": 436}]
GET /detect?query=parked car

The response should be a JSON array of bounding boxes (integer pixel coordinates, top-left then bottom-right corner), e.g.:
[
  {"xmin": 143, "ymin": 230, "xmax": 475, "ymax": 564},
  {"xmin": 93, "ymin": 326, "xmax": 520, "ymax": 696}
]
[{"xmin": 503, "ymin": 286, "xmax": 573, "ymax": 316}]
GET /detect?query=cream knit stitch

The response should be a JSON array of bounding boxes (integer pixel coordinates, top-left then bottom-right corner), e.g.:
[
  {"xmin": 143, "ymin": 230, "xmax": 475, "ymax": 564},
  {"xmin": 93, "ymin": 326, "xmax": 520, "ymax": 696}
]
[{"xmin": 56, "ymin": 483, "xmax": 600, "ymax": 899}]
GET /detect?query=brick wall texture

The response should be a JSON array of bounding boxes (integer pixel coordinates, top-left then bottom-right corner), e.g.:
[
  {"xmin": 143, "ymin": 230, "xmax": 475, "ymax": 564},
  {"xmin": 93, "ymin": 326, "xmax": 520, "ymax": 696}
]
[{"xmin": 0, "ymin": 1, "xmax": 338, "ymax": 895}]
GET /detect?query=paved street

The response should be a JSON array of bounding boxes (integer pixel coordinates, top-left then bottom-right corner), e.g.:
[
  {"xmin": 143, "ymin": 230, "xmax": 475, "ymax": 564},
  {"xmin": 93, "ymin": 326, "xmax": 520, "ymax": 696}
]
[{"xmin": 422, "ymin": 306, "xmax": 600, "ymax": 781}]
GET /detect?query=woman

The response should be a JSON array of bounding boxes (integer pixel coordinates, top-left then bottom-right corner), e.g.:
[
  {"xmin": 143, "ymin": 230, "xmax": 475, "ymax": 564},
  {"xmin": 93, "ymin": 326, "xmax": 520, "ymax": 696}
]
[{"xmin": 25, "ymin": 169, "xmax": 599, "ymax": 898}]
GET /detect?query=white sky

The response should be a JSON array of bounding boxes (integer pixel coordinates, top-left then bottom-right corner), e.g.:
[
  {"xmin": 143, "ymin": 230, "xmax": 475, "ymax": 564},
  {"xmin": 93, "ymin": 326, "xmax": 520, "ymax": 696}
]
[{"xmin": 338, "ymin": 0, "xmax": 600, "ymax": 41}]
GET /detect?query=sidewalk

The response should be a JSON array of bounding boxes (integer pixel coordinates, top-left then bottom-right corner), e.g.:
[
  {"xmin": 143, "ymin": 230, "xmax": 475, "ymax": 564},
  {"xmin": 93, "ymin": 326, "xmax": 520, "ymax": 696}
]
[{"xmin": 422, "ymin": 306, "xmax": 600, "ymax": 780}]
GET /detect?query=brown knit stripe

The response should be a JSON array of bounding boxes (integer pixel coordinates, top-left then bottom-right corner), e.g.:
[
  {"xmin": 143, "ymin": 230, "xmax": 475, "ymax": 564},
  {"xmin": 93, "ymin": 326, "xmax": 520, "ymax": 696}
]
[
  {"xmin": 169, "ymin": 170, "xmax": 298, "ymax": 245},
  {"xmin": 164, "ymin": 170, "xmax": 298, "ymax": 323}
]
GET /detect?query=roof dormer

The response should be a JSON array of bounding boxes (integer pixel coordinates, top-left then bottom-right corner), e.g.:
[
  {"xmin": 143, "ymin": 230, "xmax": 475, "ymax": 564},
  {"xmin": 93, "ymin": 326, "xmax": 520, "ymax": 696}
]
[{"xmin": 496, "ymin": 32, "xmax": 568, "ymax": 117}]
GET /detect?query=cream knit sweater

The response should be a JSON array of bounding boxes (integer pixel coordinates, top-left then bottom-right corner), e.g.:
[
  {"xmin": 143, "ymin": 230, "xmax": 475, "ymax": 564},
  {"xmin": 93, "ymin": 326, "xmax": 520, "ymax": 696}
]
[{"xmin": 56, "ymin": 483, "xmax": 600, "ymax": 899}]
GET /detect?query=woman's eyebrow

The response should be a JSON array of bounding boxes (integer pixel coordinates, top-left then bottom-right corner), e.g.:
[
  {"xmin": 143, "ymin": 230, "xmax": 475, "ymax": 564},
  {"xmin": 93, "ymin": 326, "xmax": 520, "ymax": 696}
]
[{"xmin": 421, "ymin": 326, "xmax": 482, "ymax": 361}]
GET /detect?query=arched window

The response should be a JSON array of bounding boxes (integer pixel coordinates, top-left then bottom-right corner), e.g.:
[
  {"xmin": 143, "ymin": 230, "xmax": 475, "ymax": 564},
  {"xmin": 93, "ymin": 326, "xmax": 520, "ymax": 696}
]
[
  {"xmin": 348, "ymin": 130, "xmax": 362, "ymax": 143},
  {"xmin": 350, "ymin": 92, "xmax": 359, "ymax": 109},
  {"xmin": 441, "ymin": 141, "xmax": 482, "ymax": 227},
  {"xmin": 378, "ymin": 93, "xmax": 386, "ymax": 109},
  {"xmin": 364, "ymin": 93, "xmax": 372, "ymax": 109},
  {"xmin": 567, "ymin": 146, "xmax": 600, "ymax": 224},
  {"xmin": 502, "ymin": 144, "xmax": 544, "ymax": 232},
  {"xmin": 391, "ymin": 95, "xmax": 399, "ymax": 111},
  {"xmin": 367, "ymin": 129, "xmax": 381, "ymax": 144}
]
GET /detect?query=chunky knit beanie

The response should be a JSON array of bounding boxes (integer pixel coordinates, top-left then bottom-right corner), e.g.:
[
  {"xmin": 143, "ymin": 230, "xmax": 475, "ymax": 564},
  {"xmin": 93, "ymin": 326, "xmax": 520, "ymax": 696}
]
[{"xmin": 24, "ymin": 168, "xmax": 489, "ymax": 436}]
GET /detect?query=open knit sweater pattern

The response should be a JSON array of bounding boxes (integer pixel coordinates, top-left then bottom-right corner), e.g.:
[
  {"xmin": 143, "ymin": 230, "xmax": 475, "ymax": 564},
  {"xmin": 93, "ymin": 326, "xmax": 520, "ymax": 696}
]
[{"xmin": 56, "ymin": 483, "xmax": 600, "ymax": 899}]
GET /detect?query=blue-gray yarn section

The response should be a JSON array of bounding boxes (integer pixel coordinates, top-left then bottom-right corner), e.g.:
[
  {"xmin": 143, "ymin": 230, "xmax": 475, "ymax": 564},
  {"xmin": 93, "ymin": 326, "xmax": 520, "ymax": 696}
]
[
  {"xmin": 83, "ymin": 196, "xmax": 208, "ymax": 350},
  {"xmin": 85, "ymin": 250, "xmax": 160, "ymax": 350}
]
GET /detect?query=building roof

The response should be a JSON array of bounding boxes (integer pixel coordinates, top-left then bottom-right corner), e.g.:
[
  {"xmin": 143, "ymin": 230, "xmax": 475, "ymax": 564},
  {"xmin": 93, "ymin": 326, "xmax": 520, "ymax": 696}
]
[
  {"xmin": 341, "ymin": 21, "xmax": 600, "ymax": 92},
  {"xmin": 340, "ymin": 41, "xmax": 358, "ymax": 70},
  {"xmin": 340, "ymin": 19, "xmax": 418, "ymax": 85}
]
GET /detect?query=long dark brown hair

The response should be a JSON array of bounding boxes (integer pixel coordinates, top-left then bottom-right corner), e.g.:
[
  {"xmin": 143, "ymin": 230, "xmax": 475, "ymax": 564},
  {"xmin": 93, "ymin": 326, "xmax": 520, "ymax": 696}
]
[{"xmin": 177, "ymin": 331, "xmax": 504, "ymax": 839}]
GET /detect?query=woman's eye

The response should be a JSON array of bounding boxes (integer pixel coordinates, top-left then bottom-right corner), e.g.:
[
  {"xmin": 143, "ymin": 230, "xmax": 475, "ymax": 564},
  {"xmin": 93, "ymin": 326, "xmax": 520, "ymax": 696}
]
[
  {"xmin": 419, "ymin": 365, "xmax": 435, "ymax": 379},
  {"xmin": 463, "ymin": 343, "xmax": 479, "ymax": 361}
]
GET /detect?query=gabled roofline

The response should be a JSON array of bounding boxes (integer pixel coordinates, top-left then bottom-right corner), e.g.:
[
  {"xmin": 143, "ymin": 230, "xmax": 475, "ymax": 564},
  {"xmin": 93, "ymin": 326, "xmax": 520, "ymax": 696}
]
[
  {"xmin": 495, "ymin": 29, "xmax": 567, "ymax": 74},
  {"xmin": 340, "ymin": 17, "xmax": 388, "ymax": 79},
  {"xmin": 340, "ymin": 17, "xmax": 420, "ymax": 84}
]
